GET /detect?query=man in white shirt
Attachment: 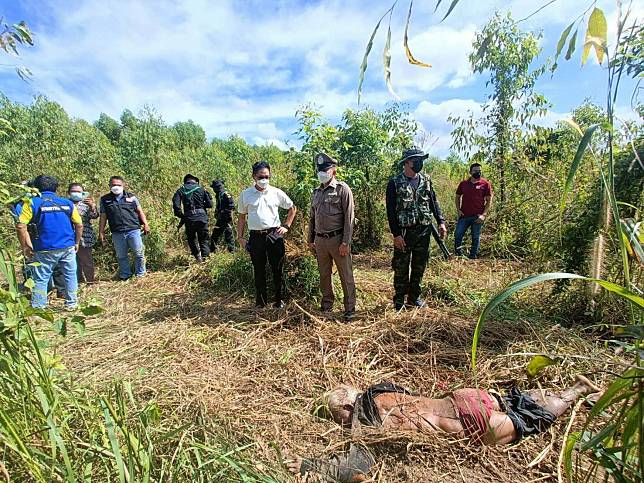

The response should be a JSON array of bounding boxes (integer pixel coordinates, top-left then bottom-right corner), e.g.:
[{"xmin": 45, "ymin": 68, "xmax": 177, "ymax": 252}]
[{"xmin": 237, "ymin": 161, "xmax": 297, "ymax": 308}]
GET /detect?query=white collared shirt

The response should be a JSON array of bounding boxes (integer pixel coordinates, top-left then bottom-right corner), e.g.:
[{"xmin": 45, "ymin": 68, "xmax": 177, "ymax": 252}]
[{"xmin": 238, "ymin": 184, "xmax": 293, "ymax": 230}]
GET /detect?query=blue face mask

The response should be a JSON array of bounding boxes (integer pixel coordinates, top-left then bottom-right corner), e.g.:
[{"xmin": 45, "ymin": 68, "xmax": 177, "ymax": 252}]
[{"xmin": 70, "ymin": 192, "xmax": 84, "ymax": 202}]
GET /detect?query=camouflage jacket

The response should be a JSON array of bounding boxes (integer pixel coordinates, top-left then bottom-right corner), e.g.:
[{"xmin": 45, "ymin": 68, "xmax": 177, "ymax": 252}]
[{"xmin": 389, "ymin": 173, "xmax": 444, "ymax": 231}]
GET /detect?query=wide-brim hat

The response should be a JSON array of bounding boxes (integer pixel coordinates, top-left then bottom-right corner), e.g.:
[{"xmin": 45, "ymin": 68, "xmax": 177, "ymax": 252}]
[
  {"xmin": 399, "ymin": 148, "xmax": 429, "ymax": 165},
  {"xmin": 316, "ymin": 152, "xmax": 338, "ymax": 171}
]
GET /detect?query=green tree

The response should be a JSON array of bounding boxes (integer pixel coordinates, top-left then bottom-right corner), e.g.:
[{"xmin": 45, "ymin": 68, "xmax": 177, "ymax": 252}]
[
  {"xmin": 172, "ymin": 120, "xmax": 206, "ymax": 150},
  {"xmin": 94, "ymin": 113, "xmax": 121, "ymax": 144},
  {"xmin": 451, "ymin": 12, "xmax": 549, "ymax": 204}
]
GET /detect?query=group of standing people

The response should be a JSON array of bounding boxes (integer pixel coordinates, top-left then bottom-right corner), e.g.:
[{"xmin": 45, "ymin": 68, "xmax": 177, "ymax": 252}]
[{"xmin": 13, "ymin": 147, "xmax": 492, "ymax": 314}]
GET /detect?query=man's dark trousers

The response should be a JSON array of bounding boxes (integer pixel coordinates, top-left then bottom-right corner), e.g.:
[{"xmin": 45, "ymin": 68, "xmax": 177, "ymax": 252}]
[
  {"xmin": 185, "ymin": 220, "xmax": 210, "ymax": 259},
  {"xmin": 249, "ymin": 230, "xmax": 285, "ymax": 306},
  {"xmin": 211, "ymin": 221, "xmax": 235, "ymax": 252},
  {"xmin": 392, "ymin": 225, "xmax": 431, "ymax": 305}
]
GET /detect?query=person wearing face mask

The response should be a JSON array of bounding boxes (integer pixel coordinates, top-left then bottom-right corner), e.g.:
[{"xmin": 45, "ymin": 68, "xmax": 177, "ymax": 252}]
[
  {"xmin": 68, "ymin": 183, "xmax": 99, "ymax": 283},
  {"xmin": 237, "ymin": 161, "xmax": 297, "ymax": 308},
  {"xmin": 210, "ymin": 179, "xmax": 236, "ymax": 253},
  {"xmin": 454, "ymin": 163, "xmax": 493, "ymax": 259},
  {"xmin": 98, "ymin": 176, "xmax": 150, "ymax": 280},
  {"xmin": 386, "ymin": 148, "xmax": 447, "ymax": 310},
  {"xmin": 308, "ymin": 153, "xmax": 356, "ymax": 321}
]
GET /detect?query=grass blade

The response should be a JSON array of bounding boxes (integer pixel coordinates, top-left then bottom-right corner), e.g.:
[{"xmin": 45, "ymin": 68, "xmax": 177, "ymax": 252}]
[
  {"xmin": 560, "ymin": 123, "xmax": 599, "ymax": 213},
  {"xmin": 358, "ymin": 11, "xmax": 386, "ymax": 104},
  {"xmin": 441, "ymin": 0, "xmax": 460, "ymax": 22}
]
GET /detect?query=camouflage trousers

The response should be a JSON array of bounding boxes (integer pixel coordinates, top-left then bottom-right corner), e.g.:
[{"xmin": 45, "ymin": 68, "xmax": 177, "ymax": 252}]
[{"xmin": 392, "ymin": 225, "xmax": 431, "ymax": 304}]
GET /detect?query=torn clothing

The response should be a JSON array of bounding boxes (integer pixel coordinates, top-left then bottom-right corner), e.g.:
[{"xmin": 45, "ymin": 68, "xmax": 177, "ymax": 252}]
[
  {"xmin": 451, "ymin": 389, "xmax": 496, "ymax": 442},
  {"xmin": 496, "ymin": 388, "xmax": 556, "ymax": 440},
  {"xmin": 354, "ymin": 382, "xmax": 413, "ymax": 428}
]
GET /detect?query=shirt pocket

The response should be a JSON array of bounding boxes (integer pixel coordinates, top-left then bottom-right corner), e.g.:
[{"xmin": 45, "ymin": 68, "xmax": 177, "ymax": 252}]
[{"xmin": 323, "ymin": 196, "xmax": 342, "ymax": 215}]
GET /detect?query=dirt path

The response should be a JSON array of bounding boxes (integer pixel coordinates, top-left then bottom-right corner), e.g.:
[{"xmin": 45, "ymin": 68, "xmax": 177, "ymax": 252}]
[{"xmin": 55, "ymin": 255, "xmax": 612, "ymax": 482}]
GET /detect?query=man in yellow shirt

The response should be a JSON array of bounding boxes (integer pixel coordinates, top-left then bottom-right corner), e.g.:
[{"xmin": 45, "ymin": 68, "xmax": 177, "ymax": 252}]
[{"xmin": 16, "ymin": 175, "xmax": 83, "ymax": 309}]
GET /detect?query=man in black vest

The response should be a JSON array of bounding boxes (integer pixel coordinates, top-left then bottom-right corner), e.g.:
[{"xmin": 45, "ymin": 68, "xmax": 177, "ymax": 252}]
[
  {"xmin": 172, "ymin": 174, "xmax": 213, "ymax": 261},
  {"xmin": 99, "ymin": 176, "xmax": 150, "ymax": 280},
  {"xmin": 210, "ymin": 179, "xmax": 235, "ymax": 253}
]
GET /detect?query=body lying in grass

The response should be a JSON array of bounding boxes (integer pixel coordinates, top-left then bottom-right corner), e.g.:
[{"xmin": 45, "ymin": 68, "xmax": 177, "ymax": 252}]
[{"xmin": 287, "ymin": 375, "xmax": 600, "ymax": 482}]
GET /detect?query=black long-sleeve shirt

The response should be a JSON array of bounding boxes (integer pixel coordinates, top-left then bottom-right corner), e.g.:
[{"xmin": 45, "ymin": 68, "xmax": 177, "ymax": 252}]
[
  {"xmin": 386, "ymin": 175, "xmax": 444, "ymax": 237},
  {"xmin": 172, "ymin": 183, "xmax": 213, "ymax": 222}
]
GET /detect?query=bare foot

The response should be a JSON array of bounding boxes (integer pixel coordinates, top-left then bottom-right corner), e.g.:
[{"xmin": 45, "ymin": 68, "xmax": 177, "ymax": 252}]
[{"xmin": 574, "ymin": 374, "xmax": 601, "ymax": 395}]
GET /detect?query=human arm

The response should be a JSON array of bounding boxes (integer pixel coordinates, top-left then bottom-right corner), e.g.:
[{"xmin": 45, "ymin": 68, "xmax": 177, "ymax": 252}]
[
  {"xmin": 98, "ymin": 213, "xmax": 107, "ymax": 243},
  {"xmin": 172, "ymin": 190, "xmax": 183, "ymax": 219},
  {"xmin": 237, "ymin": 213, "xmax": 247, "ymax": 250},
  {"xmin": 16, "ymin": 200, "xmax": 34, "ymax": 257},
  {"xmin": 338, "ymin": 185, "xmax": 355, "ymax": 257},
  {"xmin": 71, "ymin": 206, "xmax": 83, "ymax": 251},
  {"xmin": 455, "ymin": 193, "xmax": 463, "ymax": 218},
  {"xmin": 85, "ymin": 197, "xmax": 99, "ymax": 219},
  {"xmin": 307, "ymin": 200, "xmax": 316, "ymax": 250},
  {"xmin": 136, "ymin": 206, "xmax": 150, "ymax": 235},
  {"xmin": 385, "ymin": 179, "xmax": 406, "ymax": 251},
  {"xmin": 203, "ymin": 189, "xmax": 213, "ymax": 210},
  {"xmin": 476, "ymin": 193, "xmax": 493, "ymax": 224},
  {"xmin": 276, "ymin": 205, "xmax": 297, "ymax": 235},
  {"xmin": 429, "ymin": 182, "xmax": 447, "ymax": 238}
]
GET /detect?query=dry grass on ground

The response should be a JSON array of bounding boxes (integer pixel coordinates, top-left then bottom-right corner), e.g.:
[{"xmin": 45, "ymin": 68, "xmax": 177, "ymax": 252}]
[{"xmin": 54, "ymin": 253, "xmax": 621, "ymax": 482}]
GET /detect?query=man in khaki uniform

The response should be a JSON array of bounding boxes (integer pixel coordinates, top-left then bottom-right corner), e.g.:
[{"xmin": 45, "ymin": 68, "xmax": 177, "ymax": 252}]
[{"xmin": 308, "ymin": 153, "xmax": 356, "ymax": 321}]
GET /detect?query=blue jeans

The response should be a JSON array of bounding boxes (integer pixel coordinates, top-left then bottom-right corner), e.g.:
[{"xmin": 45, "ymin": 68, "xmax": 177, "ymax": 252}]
[
  {"xmin": 112, "ymin": 229, "xmax": 146, "ymax": 279},
  {"xmin": 455, "ymin": 216, "xmax": 484, "ymax": 259},
  {"xmin": 31, "ymin": 247, "xmax": 78, "ymax": 308}
]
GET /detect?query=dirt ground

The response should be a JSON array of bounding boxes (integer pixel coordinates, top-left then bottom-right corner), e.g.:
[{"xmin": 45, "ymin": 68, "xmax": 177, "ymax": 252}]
[{"xmin": 54, "ymin": 253, "xmax": 616, "ymax": 482}]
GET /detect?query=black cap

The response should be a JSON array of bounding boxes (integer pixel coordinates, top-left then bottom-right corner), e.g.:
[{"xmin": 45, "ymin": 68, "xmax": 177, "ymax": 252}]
[
  {"xmin": 399, "ymin": 148, "xmax": 429, "ymax": 165},
  {"xmin": 183, "ymin": 174, "xmax": 199, "ymax": 184},
  {"xmin": 211, "ymin": 179, "xmax": 224, "ymax": 191},
  {"xmin": 316, "ymin": 152, "xmax": 338, "ymax": 171}
]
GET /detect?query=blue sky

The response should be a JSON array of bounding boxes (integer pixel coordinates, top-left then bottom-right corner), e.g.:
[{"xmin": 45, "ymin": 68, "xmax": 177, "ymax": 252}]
[{"xmin": 1, "ymin": 0, "xmax": 641, "ymax": 155}]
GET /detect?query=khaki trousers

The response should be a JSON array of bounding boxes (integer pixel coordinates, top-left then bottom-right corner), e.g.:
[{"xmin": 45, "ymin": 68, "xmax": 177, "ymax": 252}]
[{"xmin": 314, "ymin": 234, "xmax": 356, "ymax": 311}]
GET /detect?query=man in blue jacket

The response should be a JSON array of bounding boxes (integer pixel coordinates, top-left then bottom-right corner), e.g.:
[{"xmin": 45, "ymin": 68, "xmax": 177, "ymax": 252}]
[{"xmin": 16, "ymin": 175, "xmax": 83, "ymax": 309}]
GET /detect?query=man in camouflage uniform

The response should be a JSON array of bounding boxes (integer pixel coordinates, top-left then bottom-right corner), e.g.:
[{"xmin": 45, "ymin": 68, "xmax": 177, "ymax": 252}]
[
  {"xmin": 210, "ymin": 179, "xmax": 236, "ymax": 252},
  {"xmin": 308, "ymin": 153, "xmax": 356, "ymax": 321},
  {"xmin": 386, "ymin": 148, "xmax": 447, "ymax": 310}
]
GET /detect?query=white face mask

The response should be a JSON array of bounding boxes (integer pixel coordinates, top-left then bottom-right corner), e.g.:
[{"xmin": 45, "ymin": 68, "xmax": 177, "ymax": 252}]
[
  {"xmin": 256, "ymin": 178, "xmax": 270, "ymax": 189},
  {"xmin": 111, "ymin": 185, "xmax": 124, "ymax": 195},
  {"xmin": 317, "ymin": 171, "xmax": 333, "ymax": 184}
]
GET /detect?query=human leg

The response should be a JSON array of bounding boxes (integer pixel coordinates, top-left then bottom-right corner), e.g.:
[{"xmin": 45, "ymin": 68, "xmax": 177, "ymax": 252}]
[
  {"xmin": 469, "ymin": 219, "xmax": 483, "ymax": 259},
  {"xmin": 526, "ymin": 375, "xmax": 601, "ymax": 418},
  {"xmin": 223, "ymin": 224, "xmax": 235, "ymax": 252},
  {"xmin": 126, "ymin": 229, "xmax": 146, "ymax": 276},
  {"xmin": 392, "ymin": 235, "xmax": 412, "ymax": 307},
  {"xmin": 408, "ymin": 227, "xmax": 431, "ymax": 303},
  {"xmin": 30, "ymin": 251, "xmax": 57, "ymax": 308},
  {"xmin": 249, "ymin": 232, "xmax": 268, "ymax": 306},
  {"xmin": 329, "ymin": 237, "xmax": 356, "ymax": 313},
  {"xmin": 185, "ymin": 221, "xmax": 200, "ymax": 258},
  {"xmin": 314, "ymin": 237, "xmax": 335, "ymax": 311},
  {"xmin": 210, "ymin": 223, "xmax": 223, "ymax": 251},
  {"xmin": 454, "ymin": 217, "xmax": 469, "ymax": 256},
  {"xmin": 77, "ymin": 246, "xmax": 95, "ymax": 283},
  {"xmin": 112, "ymin": 232, "xmax": 132, "ymax": 280},
  {"xmin": 197, "ymin": 221, "xmax": 210, "ymax": 258},
  {"xmin": 57, "ymin": 247, "xmax": 78, "ymax": 308},
  {"xmin": 267, "ymin": 235, "xmax": 286, "ymax": 304}
]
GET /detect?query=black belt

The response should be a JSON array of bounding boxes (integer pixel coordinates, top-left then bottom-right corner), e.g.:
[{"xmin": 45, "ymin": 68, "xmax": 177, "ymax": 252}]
[
  {"xmin": 250, "ymin": 227, "xmax": 278, "ymax": 235},
  {"xmin": 315, "ymin": 229, "xmax": 343, "ymax": 238}
]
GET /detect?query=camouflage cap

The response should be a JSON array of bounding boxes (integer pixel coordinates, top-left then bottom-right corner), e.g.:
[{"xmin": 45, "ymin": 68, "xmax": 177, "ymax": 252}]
[
  {"xmin": 316, "ymin": 152, "xmax": 338, "ymax": 171},
  {"xmin": 399, "ymin": 148, "xmax": 429, "ymax": 165}
]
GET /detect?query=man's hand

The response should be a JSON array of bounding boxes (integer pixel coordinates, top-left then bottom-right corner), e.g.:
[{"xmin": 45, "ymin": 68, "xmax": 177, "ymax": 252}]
[
  {"xmin": 142, "ymin": 223, "xmax": 151, "ymax": 235},
  {"xmin": 439, "ymin": 223, "xmax": 447, "ymax": 238},
  {"xmin": 75, "ymin": 243, "xmax": 80, "ymax": 253},
  {"xmin": 239, "ymin": 239, "xmax": 247, "ymax": 250},
  {"xmin": 276, "ymin": 225, "xmax": 288, "ymax": 235},
  {"xmin": 475, "ymin": 214, "xmax": 486, "ymax": 224},
  {"xmin": 85, "ymin": 196, "xmax": 96, "ymax": 209},
  {"xmin": 458, "ymin": 210, "xmax": 464, "ymax": 218},
  {"xmin": 23, "ymin": 245, "xmax": 34, "ymax": 259},
  {"xmin": 339, "ymin": 242, "xmax": 350, "ymax": 257},
  {"xmin": 99, "ymin": 232, "xmax": 105, "ymax": 244},
  {"xmin": 307, "ymin": 242, "xmax": 316, "ymax": 252},
  {"xmin": 393, "ymin": 235, "xmax": 406, "ymax": 251}
]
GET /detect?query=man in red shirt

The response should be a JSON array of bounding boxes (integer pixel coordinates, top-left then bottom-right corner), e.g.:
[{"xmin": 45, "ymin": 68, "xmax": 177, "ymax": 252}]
[{"xmin": 454, "ymin": 163, "xmax": 493, "ymax": 259}]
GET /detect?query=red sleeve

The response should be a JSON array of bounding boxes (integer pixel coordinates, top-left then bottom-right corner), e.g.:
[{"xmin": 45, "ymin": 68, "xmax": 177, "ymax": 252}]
[
  {"xmin": 456, "ymin": 181, "xmax": 465, "ymax": 195},
  {"xmin": 485, "ymin": 180, "xmax": 493, "ymax": 196}
]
